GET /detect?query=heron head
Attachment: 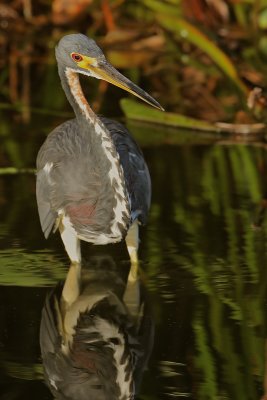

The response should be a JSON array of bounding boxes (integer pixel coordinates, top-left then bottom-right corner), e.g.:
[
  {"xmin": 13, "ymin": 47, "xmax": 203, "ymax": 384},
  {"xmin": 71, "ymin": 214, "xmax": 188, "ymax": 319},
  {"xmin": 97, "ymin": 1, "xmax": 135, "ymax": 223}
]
[{"xmin": 56, "ymin": 33, "xmax": 164, "ymax": 111}]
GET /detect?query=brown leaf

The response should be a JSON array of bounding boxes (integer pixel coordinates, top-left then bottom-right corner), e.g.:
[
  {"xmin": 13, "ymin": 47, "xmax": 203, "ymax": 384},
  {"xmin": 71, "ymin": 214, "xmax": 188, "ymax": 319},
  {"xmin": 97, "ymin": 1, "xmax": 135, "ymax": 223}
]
[
  {"xmin": 0, "ymin": 4, "xmax": 19, "ymax": 20},
  {"xmin": 101, "ymin": 29, "xmax": 141, "ymax": 46},
  {"xmin": 206, "ymin": 0, "xmax": 229, "ymax": 22},
  {"xmin": 182, "ymin": 0, "xmax": 229, "ymax": 28},
  {"xmin": 101, "ymin": 0, "xmax": 116, "ymax": 31},
  {"xmin": 131, "ymin": 35, "xmax": 165, "ymax": 51},
  {"xmin": 106, "ymin": 49, "xmax": 157, "ymax": 68},
  {"xmin": 52, "ymin": 0, "xmax": 93, "ymax": 25}
]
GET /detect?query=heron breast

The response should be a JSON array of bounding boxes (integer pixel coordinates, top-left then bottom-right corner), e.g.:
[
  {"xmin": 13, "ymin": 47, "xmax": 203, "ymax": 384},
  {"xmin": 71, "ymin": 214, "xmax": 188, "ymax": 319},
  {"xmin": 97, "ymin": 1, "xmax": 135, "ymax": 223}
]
[{"xmin": 66, "ymin": 202, "xmax": 96, "ymax": 225}]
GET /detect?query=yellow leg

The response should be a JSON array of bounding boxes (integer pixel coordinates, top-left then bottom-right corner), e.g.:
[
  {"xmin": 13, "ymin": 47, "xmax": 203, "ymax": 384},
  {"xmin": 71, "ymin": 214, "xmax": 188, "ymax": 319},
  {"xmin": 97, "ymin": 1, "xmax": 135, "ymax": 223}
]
[
  {"xmin": 125, "ymin": 220, "xmax": 139, "ymax": 281},
  {"xmin": 59, "ymin": 215, "xmax": 81, "ymax": 264},
  {"xmin": 124, "ymin": 221, "xmax": 140, "ymax": 317},
  {"xmin": 60, "ymin": 261, "xmax": 81, "ymax": 354},
  {"xmin": 61, "ymin": 262, "xmax": 81, "ymax": 307}
]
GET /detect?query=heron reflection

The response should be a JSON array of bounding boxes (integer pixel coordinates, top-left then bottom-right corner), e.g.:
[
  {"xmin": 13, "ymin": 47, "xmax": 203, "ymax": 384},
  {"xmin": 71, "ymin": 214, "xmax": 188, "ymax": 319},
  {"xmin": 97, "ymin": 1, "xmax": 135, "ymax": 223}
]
[{"xmin": 40, "ymin": 255, "xmax": 154, "ymax": 399}]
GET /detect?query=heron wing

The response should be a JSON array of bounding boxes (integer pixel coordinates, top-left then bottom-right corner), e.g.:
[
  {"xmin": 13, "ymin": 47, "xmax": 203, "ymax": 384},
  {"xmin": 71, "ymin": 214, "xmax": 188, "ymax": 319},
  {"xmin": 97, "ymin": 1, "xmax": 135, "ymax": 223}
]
[
  {"xmin": 101, "ymin": 117, "xmax": 151, "ymax": 225},
  {"xmin": 36, "ymin": 119, "xmax": 120, "ymax": 241},
  {"xmin": 35, "ymin": 121, "xmax": 77, "ymax": 239},
  {"xmin": 36, "ymin": 168, "xmax": 57, "ymax": 238}
]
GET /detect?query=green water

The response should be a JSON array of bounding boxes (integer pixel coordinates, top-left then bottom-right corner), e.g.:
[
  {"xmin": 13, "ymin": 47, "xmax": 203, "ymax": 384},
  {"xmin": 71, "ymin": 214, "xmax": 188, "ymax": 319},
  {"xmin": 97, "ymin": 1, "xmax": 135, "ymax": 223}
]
[{"xmin": 1, "ymin": 118, "xmax": 267, "ymax": 399}]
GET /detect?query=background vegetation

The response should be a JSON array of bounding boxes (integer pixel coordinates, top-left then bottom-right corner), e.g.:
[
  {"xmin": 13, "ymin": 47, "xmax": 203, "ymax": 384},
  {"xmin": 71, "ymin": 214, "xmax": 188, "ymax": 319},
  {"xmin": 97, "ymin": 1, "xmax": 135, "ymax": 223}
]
[{"xmin": 2, "ymin": 0, "xmax": 267, "ymax": 132}]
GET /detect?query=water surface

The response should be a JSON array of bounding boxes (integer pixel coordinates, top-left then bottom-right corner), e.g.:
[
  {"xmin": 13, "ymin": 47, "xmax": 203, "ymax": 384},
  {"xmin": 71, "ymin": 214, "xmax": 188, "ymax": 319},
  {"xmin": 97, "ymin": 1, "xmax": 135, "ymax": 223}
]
[{"xmin": 1, "ymin": 119, "xmax": 267, "ymax": 399}]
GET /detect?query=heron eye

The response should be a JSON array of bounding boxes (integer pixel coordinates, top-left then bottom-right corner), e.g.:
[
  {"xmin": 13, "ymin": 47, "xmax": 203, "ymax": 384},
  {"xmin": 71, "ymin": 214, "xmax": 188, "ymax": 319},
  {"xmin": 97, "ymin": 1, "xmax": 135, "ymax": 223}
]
[{"xmin": 71, "ymin": 53, "xmax": 83, "ymax": 62}]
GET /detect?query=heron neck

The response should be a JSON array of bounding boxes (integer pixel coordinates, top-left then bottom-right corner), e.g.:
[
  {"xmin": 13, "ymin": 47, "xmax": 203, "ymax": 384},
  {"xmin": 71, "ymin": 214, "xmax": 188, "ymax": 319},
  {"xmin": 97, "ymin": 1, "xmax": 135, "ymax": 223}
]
[
  {"xmin": 58, "ymin": 65, "xmax": 131, "ymax": 235},
  {"xmin": 59, "ymin": 66, "xmax": 97, "ymax": 125}
]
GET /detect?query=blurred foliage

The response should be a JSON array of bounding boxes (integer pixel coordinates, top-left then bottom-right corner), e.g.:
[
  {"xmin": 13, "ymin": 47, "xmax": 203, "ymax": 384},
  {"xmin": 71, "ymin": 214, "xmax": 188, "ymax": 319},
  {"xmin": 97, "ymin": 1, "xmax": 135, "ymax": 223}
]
[{"xmin": 1, "ymin": 0, "xmax": 267, "ymax": 132}]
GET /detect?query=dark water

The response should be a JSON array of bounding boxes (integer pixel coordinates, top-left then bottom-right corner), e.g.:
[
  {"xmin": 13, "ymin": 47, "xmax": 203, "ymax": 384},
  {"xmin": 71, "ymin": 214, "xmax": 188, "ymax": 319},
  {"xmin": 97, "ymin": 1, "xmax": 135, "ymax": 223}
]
[{"xmin": 1, "ymin": 116, "xmax": 267, "ymax": 399}]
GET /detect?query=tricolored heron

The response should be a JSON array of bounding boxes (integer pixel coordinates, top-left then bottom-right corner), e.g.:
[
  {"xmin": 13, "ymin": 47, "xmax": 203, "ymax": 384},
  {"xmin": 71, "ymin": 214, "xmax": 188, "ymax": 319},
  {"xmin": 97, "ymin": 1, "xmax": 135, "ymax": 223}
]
[
  {"xmin": 36, "ymin": 34, "xmax": 163, "ymax": 266},
  {"xmin": 40, "ymin": 254, "xmax": 154, "ymax": 399}
]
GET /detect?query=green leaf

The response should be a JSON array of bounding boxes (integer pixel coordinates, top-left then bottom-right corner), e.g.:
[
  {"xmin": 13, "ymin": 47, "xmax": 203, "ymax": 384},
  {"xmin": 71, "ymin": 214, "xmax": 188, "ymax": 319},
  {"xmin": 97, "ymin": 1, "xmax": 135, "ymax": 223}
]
[
  {"xmin": 121, "ymin": 98, "xmax": 217, "ymax": 131},
  {"xmin": 139, "ymin": 0, "xmax": 181, "ymax": 17},
  {"xmin": 0, "ymin": 167, "xmax": 35, "ymax": 175},
  {"xmin": 259, "ymin": 8, "xmax": 267, "ymax": 29}
]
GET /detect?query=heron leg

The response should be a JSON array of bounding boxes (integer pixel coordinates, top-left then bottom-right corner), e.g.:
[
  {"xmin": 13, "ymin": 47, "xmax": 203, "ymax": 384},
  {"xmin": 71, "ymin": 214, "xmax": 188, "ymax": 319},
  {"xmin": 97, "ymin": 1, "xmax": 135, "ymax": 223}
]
[
  {"xmin": 125, "ymin": 220, "xmax": 139, "ymax": 276},
  {"xmin": 124, "ymin": 221, "xmax": 140, "ymax": 317},
  {"xmin": 61, "ymin": 262, "xmax": 81, "ymax": 307},
  {"xmin": 60, "ymin": 262, "xmax": 81, "ymax": 354},
  {"xmin": 59, "ymin": 217, "xmax": 81, "ymax": 264}
]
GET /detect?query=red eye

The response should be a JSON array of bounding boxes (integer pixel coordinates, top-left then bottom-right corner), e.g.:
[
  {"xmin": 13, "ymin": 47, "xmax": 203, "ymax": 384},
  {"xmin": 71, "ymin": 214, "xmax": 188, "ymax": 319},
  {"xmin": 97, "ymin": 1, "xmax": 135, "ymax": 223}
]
[{"xmin": 71, "ymin": 53, "xmax": 83, "ymax": 62}]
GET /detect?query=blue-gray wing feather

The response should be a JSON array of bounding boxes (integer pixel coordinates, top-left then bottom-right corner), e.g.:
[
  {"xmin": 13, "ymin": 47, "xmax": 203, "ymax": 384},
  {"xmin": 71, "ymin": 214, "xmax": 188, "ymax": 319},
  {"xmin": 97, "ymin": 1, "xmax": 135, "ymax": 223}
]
[
  {"xmin": 100, "ymin": 117, "xmax": 151, "ymax": 225},
  {"xmin": 36, "ymin": 168, "xmax": 57, "ymax": 238}
]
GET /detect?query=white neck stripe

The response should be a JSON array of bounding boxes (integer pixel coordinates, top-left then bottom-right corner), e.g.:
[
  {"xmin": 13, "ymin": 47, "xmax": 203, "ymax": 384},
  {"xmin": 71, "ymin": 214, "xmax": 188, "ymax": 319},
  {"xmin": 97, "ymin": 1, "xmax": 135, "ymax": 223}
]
[{"xmin": 65, "ymin": 68, "xmax": 130, "ymax": 238}]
